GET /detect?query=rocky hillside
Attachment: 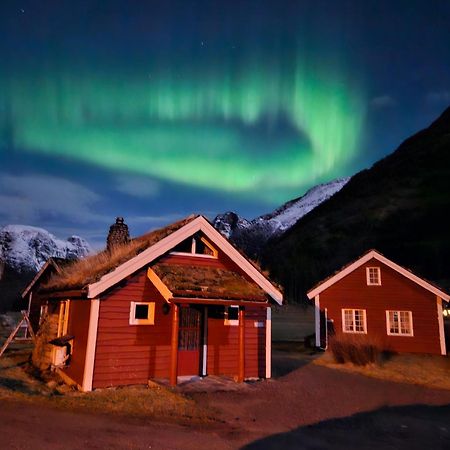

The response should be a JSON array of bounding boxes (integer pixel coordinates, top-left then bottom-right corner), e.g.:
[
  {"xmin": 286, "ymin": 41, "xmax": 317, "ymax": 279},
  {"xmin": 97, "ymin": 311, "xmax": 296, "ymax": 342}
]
[
  {"xmin": 262, "ymin": 106, "xmax": 450, "ymax": 303},
  {"xmin": 214, "ymin": 178, "xmax": 349, "ymax": 258},
  {"xmin": 0, "ymin": 225, "xmax": 91, "ymax": 312}
]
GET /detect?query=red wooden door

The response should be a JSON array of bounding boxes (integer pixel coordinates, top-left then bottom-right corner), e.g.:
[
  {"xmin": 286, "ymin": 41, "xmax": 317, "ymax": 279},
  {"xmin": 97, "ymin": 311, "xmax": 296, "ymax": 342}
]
[{"xmin": 178, "ymin": 306, "xmax": 202, "ymax": 376}]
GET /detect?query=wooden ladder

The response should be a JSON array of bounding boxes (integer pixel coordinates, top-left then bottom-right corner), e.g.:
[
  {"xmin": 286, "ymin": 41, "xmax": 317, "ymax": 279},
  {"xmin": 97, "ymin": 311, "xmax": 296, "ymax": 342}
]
[{"xmin": 0, "ymin": 311, "xmax": 35, "ymax": 357}]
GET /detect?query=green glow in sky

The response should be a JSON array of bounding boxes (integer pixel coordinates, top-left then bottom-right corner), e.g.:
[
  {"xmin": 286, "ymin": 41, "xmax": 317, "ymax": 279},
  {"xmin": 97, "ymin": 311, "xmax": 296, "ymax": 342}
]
[{"xmin": 0, "ymin": 57, "xmax": 365, "ymax": 202}]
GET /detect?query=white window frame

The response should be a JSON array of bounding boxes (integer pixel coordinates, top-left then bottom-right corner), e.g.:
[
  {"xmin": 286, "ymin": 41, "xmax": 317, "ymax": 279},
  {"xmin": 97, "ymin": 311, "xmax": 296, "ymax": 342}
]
[
  {"xmin": 170, "ymin": 237, "xmax": 218, "ymax": 259},
  {"xmin": 224, "ymin": 305, "xmax": 239, "ymax": 326},
  {"xmin": 129, "ymin": 301, "xmax": 155, "ymax": 325},
  {"xmin": 366, "ymin": 267, "xmax": 381, "ymax": 285},
  {"xmin": 342, "ymin": 308, "xmax": 367, "ymax": 334},
  {"xmin": 386, "ymin": 310, "xmax": 413, "ymax": 336}
]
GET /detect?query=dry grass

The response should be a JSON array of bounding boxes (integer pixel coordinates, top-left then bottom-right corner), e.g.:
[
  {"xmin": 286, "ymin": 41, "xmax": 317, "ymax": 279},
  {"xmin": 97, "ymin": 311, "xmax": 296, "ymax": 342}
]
[
  {"xmin": 51, "ymin": 385, "xmax": 214, "ymax": 424},
  {"xmin": 0, "ymin": 348, "xmax": 214, "ymax": 424},
  {"xmin": 315, "ymin": 350, "xmax": 450, "ymax": 391},
  {"xmin": 153, "ymin": 263, "xmax": 266, "ymax": 300},
  {"xmin": 329, "ymin": 334, "xmax": 382, "ymax": 366},
  {"xmin": 42, "ymin": 214, "xmax": 281, "ymax": 296},
  {"xmin": 44, "ymin": 216, "xmax": 197, "ymax": 291}
]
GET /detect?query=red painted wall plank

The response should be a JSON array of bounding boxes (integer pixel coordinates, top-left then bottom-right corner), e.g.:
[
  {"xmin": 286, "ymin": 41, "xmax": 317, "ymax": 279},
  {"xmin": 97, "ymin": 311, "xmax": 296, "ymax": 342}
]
[
  {"xmin": 93, "ymin": 269, "xmax": 172, "ymax": 388},
  {"xmin": 320, "ymin": 259, "xmax": 442, "ymax": 354}
]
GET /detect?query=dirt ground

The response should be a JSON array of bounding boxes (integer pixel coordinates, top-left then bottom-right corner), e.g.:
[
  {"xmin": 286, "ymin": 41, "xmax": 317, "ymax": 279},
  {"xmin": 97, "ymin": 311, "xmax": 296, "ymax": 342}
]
[{"xmin": 1, "ymin": 346, "xmax": 450, "ymax": 449}]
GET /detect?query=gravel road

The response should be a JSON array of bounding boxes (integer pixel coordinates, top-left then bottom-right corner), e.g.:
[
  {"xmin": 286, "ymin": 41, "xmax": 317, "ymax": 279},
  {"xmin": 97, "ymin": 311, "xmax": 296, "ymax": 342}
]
[{"xmin": 1, "ymin": 350, "xmax": 449, "ymax": 449}]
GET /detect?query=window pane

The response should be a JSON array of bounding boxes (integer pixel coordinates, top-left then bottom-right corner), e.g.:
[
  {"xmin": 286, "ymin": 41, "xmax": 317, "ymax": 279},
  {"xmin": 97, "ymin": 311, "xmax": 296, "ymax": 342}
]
[
  {"xmin": 400, "ymin": 311, "xmax": 411, "ymax": 334},
  {"xmin": 135, "ymin": 304, "xmax": 149, "ymax": 319},
  {"xmin": 368, "ymin": 267, "xmax": 380, "ymax": 284},
  {"xmin": 227, "ymin": 306, "xmax": 239, "ymax": 321},
  {"xmin": 388, "ymin": 310, "xmax": 411, "ymax": 335},
  {"xmin": 344, "ymin": 310, "xmax": 353, "ymax": 331},
  {"xmin": 354, "ymin": 310, "xmax": 364, "ymax": 332}
]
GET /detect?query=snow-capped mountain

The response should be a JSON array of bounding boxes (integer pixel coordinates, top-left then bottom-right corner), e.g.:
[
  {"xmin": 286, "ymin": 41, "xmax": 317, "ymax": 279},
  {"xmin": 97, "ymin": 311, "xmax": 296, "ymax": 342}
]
[
  {"xmin": 213, "ymin": 177, "xmax": 350, "ymax": 257},
  {"xmin": 0, "ymin": 225, "xmax": 91, "ymax": 272}
]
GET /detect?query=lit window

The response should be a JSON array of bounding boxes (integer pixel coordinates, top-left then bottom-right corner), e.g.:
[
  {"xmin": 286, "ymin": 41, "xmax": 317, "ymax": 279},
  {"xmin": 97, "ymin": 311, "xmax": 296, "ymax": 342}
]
[
  {"xmin": 129, "ymin": 302, "xmax": 155, "ymax": 325},
  {"xmin": 366, "ymin": 267, "xmax": 381, "ymax": 285},
  {"xmin": 342, "ymin": 309, "xmax": 367, "ymax": 333},
  {"xmin": 386, "ymin": 310, "xmax": 413, "ymax": 336},
  {"xmin": 224, "ymin": 305, "xmax": 239, "ymax": 326}
]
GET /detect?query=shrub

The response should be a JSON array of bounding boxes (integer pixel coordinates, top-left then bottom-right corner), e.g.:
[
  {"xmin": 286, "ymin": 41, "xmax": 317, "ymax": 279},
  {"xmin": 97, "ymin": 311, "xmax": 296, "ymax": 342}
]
[{"xmin": 329, "ymin": 334, "xmax": 382, "ymax": 366}]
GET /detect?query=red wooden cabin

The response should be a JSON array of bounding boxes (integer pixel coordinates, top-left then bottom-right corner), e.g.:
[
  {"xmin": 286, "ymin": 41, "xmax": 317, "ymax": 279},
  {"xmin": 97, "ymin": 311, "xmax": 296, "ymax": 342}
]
[
  {"xmin": 307, "ymin": 250, "xmax": 449, "ymax": 355},
  {"xmin": 32, "ymin": 215, "xmax": 282, "ymax": 391}
]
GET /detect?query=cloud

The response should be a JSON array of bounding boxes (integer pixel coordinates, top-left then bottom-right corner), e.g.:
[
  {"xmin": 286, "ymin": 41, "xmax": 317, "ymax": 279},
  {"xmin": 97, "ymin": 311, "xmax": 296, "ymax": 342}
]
[
  {"xmin": 426, "ymin": 90, "xmax": 450, "ymax": 105},
  {"xmin": 0, "ymin": 174, "xmax": 104, "ymax": 224},
  {"xmin": 115, "ymin": 175, "xmax": 160, "ymax": 198},
  {"xmin": 370, "ymin": 95, "xmax": 397, "ymax": 109}
]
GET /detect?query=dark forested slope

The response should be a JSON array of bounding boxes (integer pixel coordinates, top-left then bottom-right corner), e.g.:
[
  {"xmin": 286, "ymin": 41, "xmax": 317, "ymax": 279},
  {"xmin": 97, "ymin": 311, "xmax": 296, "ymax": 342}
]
[{"xmin": 263, "ymin": 107, "xmax": 450, "ymax": 303}]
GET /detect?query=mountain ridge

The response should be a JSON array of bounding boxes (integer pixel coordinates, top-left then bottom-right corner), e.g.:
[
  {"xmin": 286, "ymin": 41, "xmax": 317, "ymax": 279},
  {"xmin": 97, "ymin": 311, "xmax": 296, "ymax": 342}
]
[
  {"xmin": 213, "ymin": 177, "xmax": 350, "ymax": 257},
  {"xmin": 262, "ymin": 106, "xmax": 450, "ymax": 303},
  {"xmin": 0, "ymin": 224, "xmax": 91, "ymax": 311}
]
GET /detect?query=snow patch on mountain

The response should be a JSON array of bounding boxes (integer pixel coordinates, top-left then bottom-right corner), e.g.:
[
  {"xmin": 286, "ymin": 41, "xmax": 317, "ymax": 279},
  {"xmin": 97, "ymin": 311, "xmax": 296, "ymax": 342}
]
[
  {"xmin": 0, "ymin": 225, "xmax": 91, "ymax": 272},
  {"xmin": 259, "ymin": 177, "xmax": 351, "ymax": 233},
  {"xmin": 214, "ymin": 177, "xmax": 350, "ymax": 256}
]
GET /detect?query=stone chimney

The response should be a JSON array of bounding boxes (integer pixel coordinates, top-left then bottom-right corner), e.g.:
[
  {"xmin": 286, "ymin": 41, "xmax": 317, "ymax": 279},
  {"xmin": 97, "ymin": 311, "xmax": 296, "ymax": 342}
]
[{"xmin": 106, "ymin": 217, "xmax": 130, "ymax": 252}]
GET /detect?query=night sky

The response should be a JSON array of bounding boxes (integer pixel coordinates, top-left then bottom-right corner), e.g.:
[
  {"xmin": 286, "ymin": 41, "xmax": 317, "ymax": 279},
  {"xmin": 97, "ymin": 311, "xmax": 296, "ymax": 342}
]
[{"xmin": 1, "ymin": 1, "xmax": 450, "ymax": 248}]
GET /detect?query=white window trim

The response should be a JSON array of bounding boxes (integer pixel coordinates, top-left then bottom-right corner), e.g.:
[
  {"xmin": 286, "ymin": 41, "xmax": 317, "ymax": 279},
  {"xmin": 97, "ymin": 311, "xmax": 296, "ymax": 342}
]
[
  {"xmin": 341, "ymin": 308, "xmax": 367, "ymax": 334},
  {"xmin": 386, "ymin": 310, "xmax": 414, "ymax": 337},
  {"xmin": 224, "ymin": 305, "xmax": 239, "ymax": 326},
  {"xmin": 129, "ymin": 301, "xmax": 155, "ymax": 325},
  {"xmin": 366, "ymin": 267, "xmax": 381, "ymax": 286},
  {"xmin": 169, "ymin": 251, "xmax": 217, "ymax": 259}
]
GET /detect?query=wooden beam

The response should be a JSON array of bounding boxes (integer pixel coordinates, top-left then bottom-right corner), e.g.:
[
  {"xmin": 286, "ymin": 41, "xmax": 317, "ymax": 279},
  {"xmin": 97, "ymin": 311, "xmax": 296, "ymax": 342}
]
[
  {"xmin": 315, "ymin": 295, "xmax": 320, "ymax": 348},
  {"xmin": 147, "ymin": 267, "xmax": 173, "ymax": 302},
  {"xmin": 0, "ymin": 311, "xmax": 35, "ymax": 357},
  {"xmin": 82, "ymin": 299, "xmax": 100, "ymax": 392},
  {"xmin": 170, "ymin": 304, "xmax": 179, "ymax": 386},
  {"xmin": 172, "ymin": 297, "xmax": 268, "ymax": 307},
  {"xmin": 265, "ymin": 307, "xmax": 271, "ymax": 379},
  {"xmin": 238, "ymin": 307, "xmax": 245, "ymax": 382},
  {"xmin": 437, "ymin": 296, "xmax": 447, "ymax": 355},
  {"xmin": 202, "ymin": 306, "xmax": 208, "ymax": 377},
  {"xmin": 45, "ymin": 290, "xmax": 87, "ymax": 299}
]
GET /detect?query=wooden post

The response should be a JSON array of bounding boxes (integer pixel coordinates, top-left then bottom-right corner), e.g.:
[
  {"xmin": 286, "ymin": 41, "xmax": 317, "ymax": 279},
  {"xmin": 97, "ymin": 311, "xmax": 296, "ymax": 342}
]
[
  {"xmin": 170, "ymin": 304, "xmax": 179, "ymax": 386},
  {"xmin": 238, "ymin": 307, "xmax": 245, "ymax": 382},
  {"xmin": 0, "ymin": 311, "xmax": 35, "ymax": 358},
  {"xmin": 202, "ymin": 306, "xmax": 208, "ymax": 377}
]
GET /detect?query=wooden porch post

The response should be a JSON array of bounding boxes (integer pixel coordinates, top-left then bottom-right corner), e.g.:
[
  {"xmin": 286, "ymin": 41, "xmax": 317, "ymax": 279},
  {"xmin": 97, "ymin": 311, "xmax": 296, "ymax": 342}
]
[
  {"xmin": 170, "ymin": 304, "xmax": 179, "ymax": 386},
  {"xmin": 238, "ymin": 307, "xmax": 245, "ymax": 382},
  {"xmin": 202, "ymin": 306, "xmax": 208, "ymax": 377}
]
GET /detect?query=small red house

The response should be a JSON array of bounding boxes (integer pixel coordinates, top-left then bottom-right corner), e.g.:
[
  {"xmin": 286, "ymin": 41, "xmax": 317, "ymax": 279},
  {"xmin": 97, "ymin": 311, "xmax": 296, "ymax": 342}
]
[
  {"xmin": 32, "ymin": 215, "xmax": 283, "ymax": 391},
  {"xmin": 307, "ymin": 250, "xmax": 449, "ymax": 355}
]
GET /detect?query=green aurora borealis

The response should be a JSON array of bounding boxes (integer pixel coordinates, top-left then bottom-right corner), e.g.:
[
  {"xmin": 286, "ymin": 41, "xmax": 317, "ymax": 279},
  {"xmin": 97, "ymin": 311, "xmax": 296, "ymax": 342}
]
[
  {"xmin": 2, "ymin": 0, "xmax": 450, "ymax": 243},
  {"xmin": 0, "ymin": 56, "xmax": 364, "ymax": 202}
]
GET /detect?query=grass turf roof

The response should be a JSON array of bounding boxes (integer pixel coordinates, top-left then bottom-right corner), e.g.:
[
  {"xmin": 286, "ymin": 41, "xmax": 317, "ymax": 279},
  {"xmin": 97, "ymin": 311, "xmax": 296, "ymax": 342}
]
[
  {"xmin": 43, "ymin": 215, "xmax": 199, "ymax": 292},
  {"xmin": 152, "ymin": 263, "xmax": 267, "ymax": 301}
]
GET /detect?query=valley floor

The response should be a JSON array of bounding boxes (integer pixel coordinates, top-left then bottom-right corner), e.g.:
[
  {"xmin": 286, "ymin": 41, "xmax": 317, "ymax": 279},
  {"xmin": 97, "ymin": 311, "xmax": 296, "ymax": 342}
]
[{"xmin": 1, "ymin": 346, "xmax": 450, "ymax": 449}]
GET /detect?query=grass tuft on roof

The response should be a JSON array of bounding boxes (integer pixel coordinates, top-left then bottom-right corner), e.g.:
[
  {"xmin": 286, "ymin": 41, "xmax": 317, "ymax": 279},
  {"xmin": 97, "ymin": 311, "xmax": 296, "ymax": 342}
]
[
  {"xmin": 153, "ymin": 263, "xmax": 267, "ymax": 300},
  {"xmin": 43, "ymin": 216, "xmax": 198, "ymax": 292}
]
